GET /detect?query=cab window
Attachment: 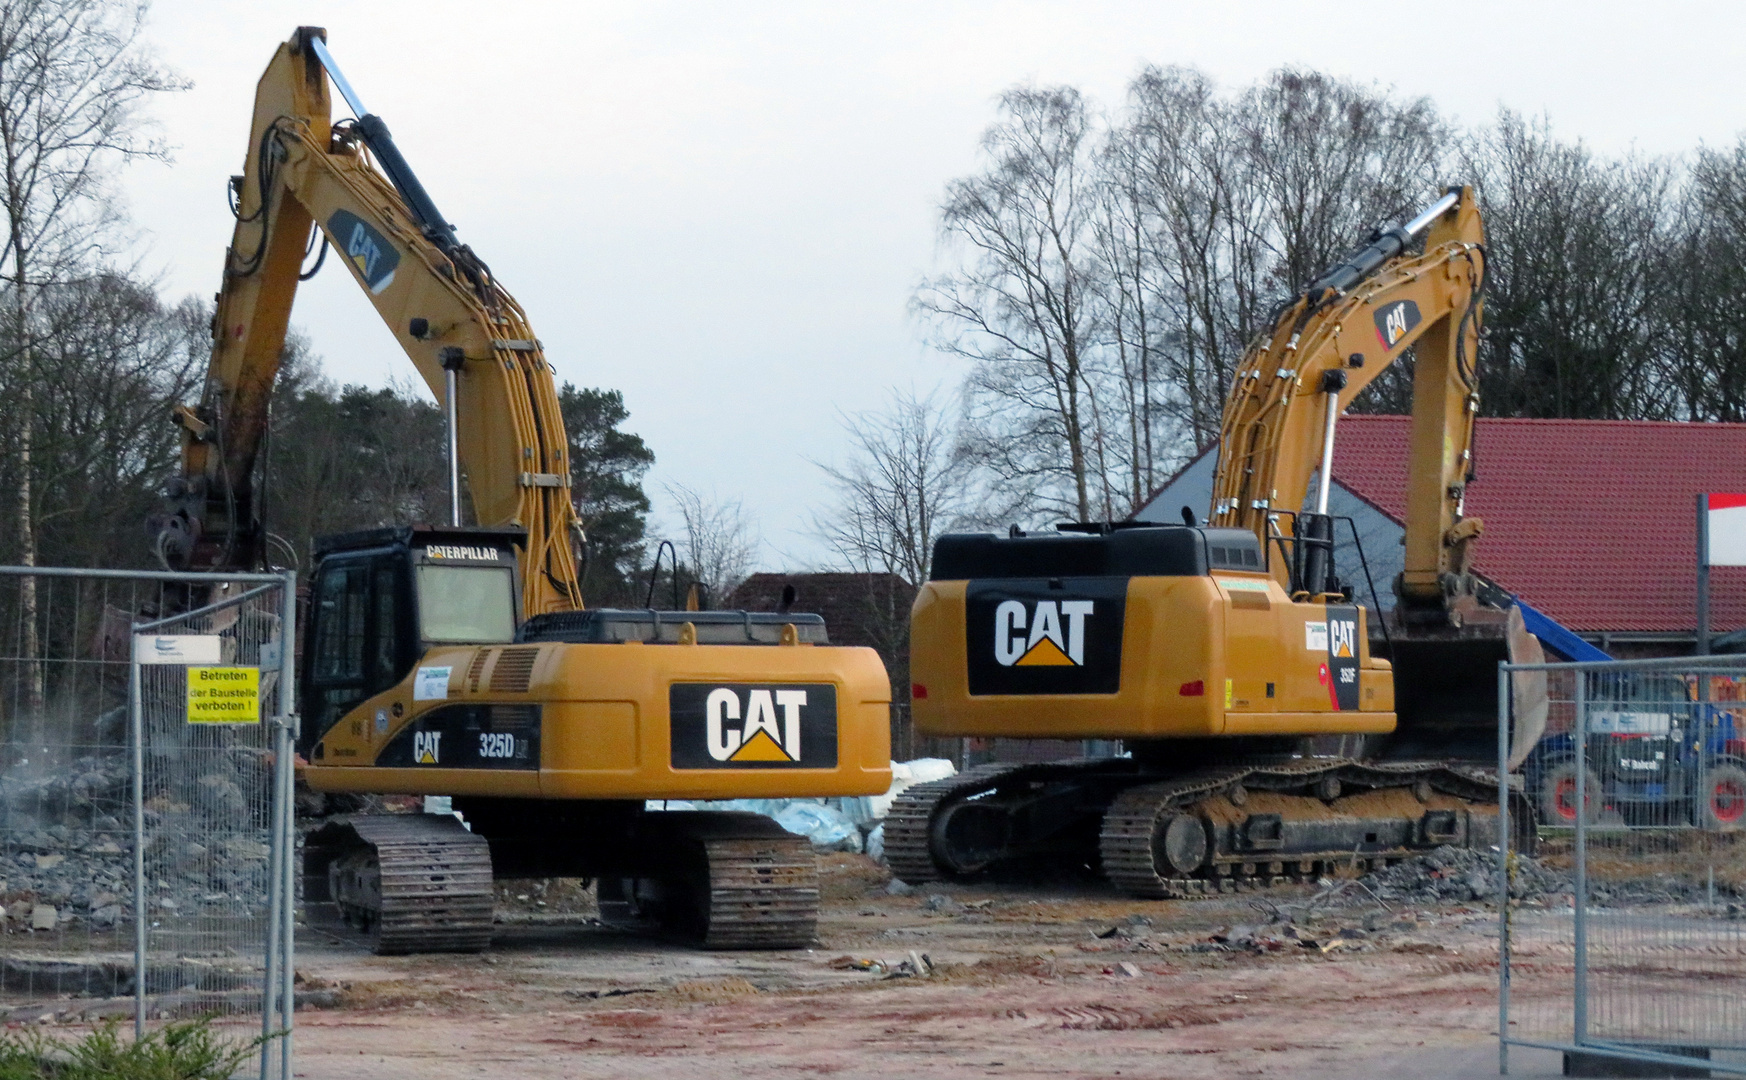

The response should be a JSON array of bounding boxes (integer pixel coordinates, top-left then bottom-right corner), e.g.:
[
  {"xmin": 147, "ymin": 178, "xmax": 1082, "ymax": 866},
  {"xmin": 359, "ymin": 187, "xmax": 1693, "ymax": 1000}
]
[
  {"xmin": 417, "ymin": 564, "xmax": 515, "ymax": 643},
  {"xmin": 305, "ymin": 555, "xmax": 414, "ymax": 749},
  {"xmin": 313, "ymin": 566, "xmax": 367, "ymax": 681}
]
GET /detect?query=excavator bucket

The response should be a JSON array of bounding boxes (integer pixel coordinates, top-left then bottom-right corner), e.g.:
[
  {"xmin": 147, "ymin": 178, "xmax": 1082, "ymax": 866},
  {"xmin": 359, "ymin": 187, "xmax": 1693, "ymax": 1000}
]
[{"xmin": 1379, "ymin": 605, "xmax": 1548, "ymax": 767}]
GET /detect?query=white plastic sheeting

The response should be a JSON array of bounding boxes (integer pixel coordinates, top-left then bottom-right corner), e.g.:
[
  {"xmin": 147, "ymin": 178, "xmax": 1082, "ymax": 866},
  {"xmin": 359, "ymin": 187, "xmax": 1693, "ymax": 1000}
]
[{"xmin": 642, "ymin": 758, "xmax": 958, "ymax": 854}]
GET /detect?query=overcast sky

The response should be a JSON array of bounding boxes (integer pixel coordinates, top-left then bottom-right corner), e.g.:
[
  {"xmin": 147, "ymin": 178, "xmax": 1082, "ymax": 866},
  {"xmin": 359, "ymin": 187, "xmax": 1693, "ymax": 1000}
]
[{"xmin": 125, "ymin": 1, "xmax": 1746, "ymax": 571}]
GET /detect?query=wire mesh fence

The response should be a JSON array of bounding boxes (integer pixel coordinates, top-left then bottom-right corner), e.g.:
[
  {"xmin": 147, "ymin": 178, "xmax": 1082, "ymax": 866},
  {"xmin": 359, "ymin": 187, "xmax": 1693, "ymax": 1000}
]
[
  {"xmin": 0, "ymin": 566, "xmax": 294, "ymax": 1077},
  {"xmin": 1501, "ymin": 656, "xmax": 1746, "ymax": 1077}
]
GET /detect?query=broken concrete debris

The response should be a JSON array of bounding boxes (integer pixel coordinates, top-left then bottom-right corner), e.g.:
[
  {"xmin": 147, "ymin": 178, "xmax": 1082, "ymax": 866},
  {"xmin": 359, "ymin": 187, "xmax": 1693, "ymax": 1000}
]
[{"xmin": 1, "ymin": 742, "xmax": 275, "ymax": 937}]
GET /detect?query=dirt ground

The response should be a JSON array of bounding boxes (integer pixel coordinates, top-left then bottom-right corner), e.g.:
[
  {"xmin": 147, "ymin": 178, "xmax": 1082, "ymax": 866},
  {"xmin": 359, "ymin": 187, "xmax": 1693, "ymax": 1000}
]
[{"xmin": 255, "ymin": 854, "xmax": 1580, "ymax": 1080}]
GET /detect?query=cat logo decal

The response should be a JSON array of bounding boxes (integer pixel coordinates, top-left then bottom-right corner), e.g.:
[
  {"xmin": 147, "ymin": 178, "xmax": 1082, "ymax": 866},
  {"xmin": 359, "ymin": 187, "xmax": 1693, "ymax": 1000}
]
[
  {"xmin": 993, "ymin": 600, "xmax": 1094, "ymax": 667},
  {"xmin": 669, "ymin": 684, "xmax": 838, "ymax": 769}
]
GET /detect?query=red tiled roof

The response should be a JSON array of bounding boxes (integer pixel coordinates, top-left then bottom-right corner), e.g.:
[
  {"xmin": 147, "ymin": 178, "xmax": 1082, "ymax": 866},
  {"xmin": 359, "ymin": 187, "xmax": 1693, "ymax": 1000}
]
[{"xmin": 1332, "ymin": 416, "xmax": 1746, "ymax": 634}]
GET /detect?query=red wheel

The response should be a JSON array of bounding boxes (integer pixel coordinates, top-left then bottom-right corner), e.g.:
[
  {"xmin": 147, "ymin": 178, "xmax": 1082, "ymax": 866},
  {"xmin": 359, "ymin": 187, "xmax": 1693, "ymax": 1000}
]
[
  {"xmin": 1539, "ymin": 761, "xmax": 1600, "ymax": 825},
  {"xmin": 1554, "ymin": 777, "xmax": 1579, "ymax": 820},
  {"xmin": 1699, "ymin": 764, "xmax": 1746, "ymax": 831}
]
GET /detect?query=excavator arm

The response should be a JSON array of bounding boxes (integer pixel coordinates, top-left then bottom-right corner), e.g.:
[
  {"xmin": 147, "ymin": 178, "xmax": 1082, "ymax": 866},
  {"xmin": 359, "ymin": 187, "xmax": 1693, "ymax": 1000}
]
[
  {"xmin": 1210, "ymin": 187, "xmax": 1545, "ymax": 763},
  {"xmin": 154, "ymin": 26, "xmax": 581, "ymax": 616},
  {"xmin": 1210, "ymin": 187, "xmax": 1486, "ymax": 616}
]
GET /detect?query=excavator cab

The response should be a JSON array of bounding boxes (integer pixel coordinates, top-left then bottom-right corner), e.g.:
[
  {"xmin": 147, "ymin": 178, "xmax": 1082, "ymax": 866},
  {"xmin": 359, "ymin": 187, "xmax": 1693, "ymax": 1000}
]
[{"xmin": 299, "ymin": 525, "xmax": 522, "ymax": 757}]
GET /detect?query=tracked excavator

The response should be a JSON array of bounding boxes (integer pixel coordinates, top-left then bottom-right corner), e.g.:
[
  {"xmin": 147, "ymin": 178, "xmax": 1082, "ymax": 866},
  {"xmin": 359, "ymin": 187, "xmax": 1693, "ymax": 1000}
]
[
  {"xmin": 150, "ymin": 28, "xmax": 891, "ymax": 952},
  {"xmin": 893, "ymin": 187, "xmax": 1546, "ymax": 896}
]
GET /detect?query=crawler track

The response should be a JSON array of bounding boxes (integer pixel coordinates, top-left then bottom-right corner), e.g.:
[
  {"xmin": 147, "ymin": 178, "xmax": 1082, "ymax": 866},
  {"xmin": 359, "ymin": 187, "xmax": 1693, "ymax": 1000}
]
[
  {"xmin": 307, "ymin": 814, "xmax": 495, "ymax": 955},
  {"xmin": 887, "ymin": 757, "xmax": 1533, "ymax": 898},
  {"xmin": 883, "ymin": 763, "xmax": 1018, "ymax": 883},
  {"xmin": 599, "ymin": 811, "xmax": 819, "ymax": 950}
]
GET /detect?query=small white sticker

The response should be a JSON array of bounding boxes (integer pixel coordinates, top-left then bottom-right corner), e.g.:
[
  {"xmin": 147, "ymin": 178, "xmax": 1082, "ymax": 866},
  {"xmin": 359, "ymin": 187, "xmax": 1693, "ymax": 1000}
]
[
  {"xmin": 133, "ymin": 635, "xmax": 222, "ymax": 665},
  {"xmin": 375, "ymin": 708, "xmax": 389, "ymax": 736},
  {"xmin": 413, "ymin": 666, "xmax": 453, "ymax": 701},
  {"xmin": 1304, "ymin": 621, "xmax": 1329, "ymax": 651},
  {"xmin": 260, "ymin": 641, "xmax": 281, "ymax": 670}
]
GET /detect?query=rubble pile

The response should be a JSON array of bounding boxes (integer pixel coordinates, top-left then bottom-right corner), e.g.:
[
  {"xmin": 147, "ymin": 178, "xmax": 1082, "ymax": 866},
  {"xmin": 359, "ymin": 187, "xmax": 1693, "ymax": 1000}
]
[
  {"xmin": 1571, "ymin": 872, "xmax": 1738, "ymax": 906},
  {"xmin": 1360, "ymin": 845, "xmax": 1736, "ymax": 907},
  {"xmin": 1, "ymin": 744, "xmax": 273, "ymax": 937},
  {"xmin": 1361, "ymin": 845, "xmax": 1570, "ymax": 905}
]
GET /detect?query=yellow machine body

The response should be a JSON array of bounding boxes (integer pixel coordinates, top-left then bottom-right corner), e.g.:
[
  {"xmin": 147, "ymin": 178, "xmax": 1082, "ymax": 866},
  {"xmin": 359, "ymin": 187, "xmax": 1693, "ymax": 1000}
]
[
  {"xmin": 309, "ymin": 639, "xmax": 892, "ymax": 799},
  {"xmin": 912, "ymin": 573, "xmax": 1394, "ymax": 740}
]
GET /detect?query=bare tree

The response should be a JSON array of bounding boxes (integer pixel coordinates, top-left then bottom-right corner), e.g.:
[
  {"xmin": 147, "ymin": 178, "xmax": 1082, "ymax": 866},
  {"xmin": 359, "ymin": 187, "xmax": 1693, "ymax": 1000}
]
[
  {"xmin": 1112, "ymin": 66, "xmax": 1449, "ymax": 438},
  {"xmin": 663, "ymin": 482, "xmax": 759, "ymax": 604},
  {"xmin": 23, "ymin": 275, "xmax": 202, "ymax": 568},
  {"xmin": 1111, "ymin": 66, "xmax": 1250, "ymax": 451},
  {"xmin": 1461, "ymin": 110, "xmax": 1677, "ymax": 420},
  {"xmin": 1237, "ymin": 69, "xmax": 1447, "ymax": 297},
  {"xmin": 1089, "ymin": 123, "xmax": 1161, "ymax": 514},
  {"xmin": 813, "ymin": 387, "xmax": 965, "ymax": 584},
  {"xmin": 1671, "ymin": 137, "xmax": 1746, "ymax": 421},
  {"xmin": 914, "ymin": 84, "xmax": 1104, "ymax": 522},
  {"xmin": 0, "ymin": 0, "xmax": 182, "ymax": 706}
]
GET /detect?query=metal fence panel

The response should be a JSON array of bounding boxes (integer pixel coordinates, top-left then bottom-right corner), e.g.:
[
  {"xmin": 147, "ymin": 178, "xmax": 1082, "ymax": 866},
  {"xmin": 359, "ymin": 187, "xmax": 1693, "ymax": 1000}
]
[
  {"xmin": 0, "ymin": 567, "xmax": 293, "ymax": 1079},
  {"xmin": 1501, "ymin": 656, "xmax": 1746, "ymax": 1077}
]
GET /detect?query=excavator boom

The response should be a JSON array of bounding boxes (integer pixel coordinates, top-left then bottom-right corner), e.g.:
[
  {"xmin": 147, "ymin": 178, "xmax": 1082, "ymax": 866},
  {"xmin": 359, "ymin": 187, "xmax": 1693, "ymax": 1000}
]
[
  {"xmin": 1212, "ymin": 188, "xmax": 1487, "ymax": 614},
  {"xmin": 155, "ymin": 27, "xmax": 579, "ymax": 616}
]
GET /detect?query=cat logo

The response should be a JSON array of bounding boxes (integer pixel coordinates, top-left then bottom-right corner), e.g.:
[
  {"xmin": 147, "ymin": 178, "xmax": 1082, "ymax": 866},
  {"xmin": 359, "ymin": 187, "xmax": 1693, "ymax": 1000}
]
[
  {"xmin": 413, "ymin": 730, "xmax": 441, "ymax": 764},
  {"xmin": 1329, "ymin": 616, "xmax": 1357, "ymax": 659},
  {"xmin": 705, "ymin": 687, "xmax": 808, "ymax": 762},
  {"xmin": 965, "ymin": 581, "xmax": 1124, "ymax": 695},
  {"xmin": 1373, "ymin": 299, "xmax": 1421, "ymax": 349},
  {"xmin": 670, "ymin": 683, "xmax": 837, "ymax": 770},
  {"xmin": 994, "ymin": 600, "xmax": 1094, "ymax": 667},
  {"xmin": 1322, "ymin": 605, "xmax": 1362, "ymax": 711},
  {"xmin": 326, "ymin": 210, "xmax": 401, "ymax": 295}
]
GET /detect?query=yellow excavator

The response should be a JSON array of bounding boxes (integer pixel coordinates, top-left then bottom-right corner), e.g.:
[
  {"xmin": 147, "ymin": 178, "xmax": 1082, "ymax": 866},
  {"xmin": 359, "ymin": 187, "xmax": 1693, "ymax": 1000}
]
[
  {"xmin": 894, "ymin": 188, "xmax": 1543, "ymax": 894},
  {"xmin": 151, "ymin": 28, "xmax": 891, "ymax": 951}
]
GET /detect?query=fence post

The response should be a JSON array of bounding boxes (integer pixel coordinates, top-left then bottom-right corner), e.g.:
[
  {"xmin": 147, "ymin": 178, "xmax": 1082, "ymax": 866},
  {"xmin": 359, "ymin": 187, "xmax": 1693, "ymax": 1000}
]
[
  {"xmin": 278, "ymin": 569, "xmax": 297, "ymax": 1080},
  {"xmin": 129, "ymin": 652, "xmax": 146, "ymax": 1040},
  {"xmin": 1573, "ymin": 668, "xmax": 1588, "ymax": 1046},
  {"xmin": 1698, "ymin": 494, "xmax": 1711, "ymax": 656},
  {"xmin": 259, "ymin": 591, "xmax": 286, "ymax": 1078},
  {"xmin": 1497, "ymin": 660, "xmax": 1511, "ymax": 1076}
]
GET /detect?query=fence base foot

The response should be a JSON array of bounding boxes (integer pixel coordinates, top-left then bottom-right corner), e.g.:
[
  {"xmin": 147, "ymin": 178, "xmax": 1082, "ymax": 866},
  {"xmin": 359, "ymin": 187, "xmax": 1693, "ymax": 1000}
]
[{"xmin": 1564, "ymin": 1047, "xmax": 1711, "ymax": 1078}]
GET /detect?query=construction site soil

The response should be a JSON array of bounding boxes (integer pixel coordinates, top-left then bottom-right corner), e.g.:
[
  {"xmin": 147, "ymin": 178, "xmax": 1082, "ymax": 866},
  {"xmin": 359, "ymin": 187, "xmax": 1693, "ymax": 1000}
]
[{"xmin": 236, "ymin": 852, "xmax": 1605, "ymax": 1080}]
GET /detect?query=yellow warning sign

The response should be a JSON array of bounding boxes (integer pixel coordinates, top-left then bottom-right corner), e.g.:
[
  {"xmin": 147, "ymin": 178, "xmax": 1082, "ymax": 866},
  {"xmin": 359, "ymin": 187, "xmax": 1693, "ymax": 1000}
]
[{"xmin": 186, "ymin": 667, "xmax": 260, "ymax": 724}]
